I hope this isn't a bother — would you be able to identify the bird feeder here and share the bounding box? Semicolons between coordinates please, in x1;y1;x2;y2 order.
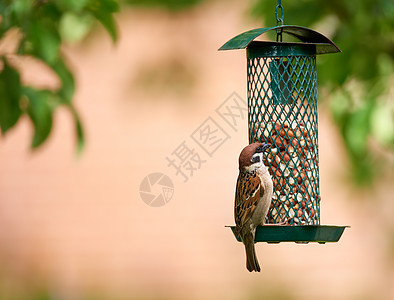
220;9;347;243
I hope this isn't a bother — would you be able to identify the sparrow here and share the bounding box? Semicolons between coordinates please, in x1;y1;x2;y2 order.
234;142;273;272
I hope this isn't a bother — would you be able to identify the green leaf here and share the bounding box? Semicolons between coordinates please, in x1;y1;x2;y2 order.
54;0;89;12
19;20;61;65
23;87;54;148
95;11;117;42
59;12;94;43
10;0;32;22
0;58;22;134
34;22;60;64
69;105;85;154
344;100;373;156
125;0;203;11
51;59;75;104
75;115;84;154
371;102;394;146
86;0;119;42
330;89;350;125
0;2;13;34
95;0;119;12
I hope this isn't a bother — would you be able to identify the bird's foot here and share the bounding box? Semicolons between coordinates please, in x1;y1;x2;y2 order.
263;218;290;226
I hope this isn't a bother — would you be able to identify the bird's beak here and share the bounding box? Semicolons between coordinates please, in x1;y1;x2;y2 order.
261;143;271;152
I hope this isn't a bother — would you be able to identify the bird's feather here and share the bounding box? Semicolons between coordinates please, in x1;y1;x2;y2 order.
234;171;264;234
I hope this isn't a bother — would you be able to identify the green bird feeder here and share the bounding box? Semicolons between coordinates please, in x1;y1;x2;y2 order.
220;4;347;243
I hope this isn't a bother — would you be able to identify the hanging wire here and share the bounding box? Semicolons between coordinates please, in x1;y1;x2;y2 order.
275;0;284;42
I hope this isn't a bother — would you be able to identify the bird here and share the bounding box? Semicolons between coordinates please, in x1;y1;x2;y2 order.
234;142;273;272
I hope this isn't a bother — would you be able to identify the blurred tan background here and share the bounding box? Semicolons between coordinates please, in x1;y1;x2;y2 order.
1;1;394;299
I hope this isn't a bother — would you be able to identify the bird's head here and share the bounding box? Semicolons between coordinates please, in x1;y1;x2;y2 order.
238;143;271;172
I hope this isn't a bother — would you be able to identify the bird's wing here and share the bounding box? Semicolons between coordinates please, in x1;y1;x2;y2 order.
234;172;263;232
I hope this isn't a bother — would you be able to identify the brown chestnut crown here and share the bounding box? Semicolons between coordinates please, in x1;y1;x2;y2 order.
238;143;271;170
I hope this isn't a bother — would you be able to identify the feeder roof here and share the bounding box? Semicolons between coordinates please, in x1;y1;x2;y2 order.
219;25;340;55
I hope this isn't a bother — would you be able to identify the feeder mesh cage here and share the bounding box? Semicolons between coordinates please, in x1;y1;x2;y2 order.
247;55;320;226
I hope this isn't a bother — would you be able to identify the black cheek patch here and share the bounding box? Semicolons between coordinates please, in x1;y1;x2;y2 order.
251;155;260;163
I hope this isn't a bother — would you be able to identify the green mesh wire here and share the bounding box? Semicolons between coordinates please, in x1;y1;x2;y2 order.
247;55;320;226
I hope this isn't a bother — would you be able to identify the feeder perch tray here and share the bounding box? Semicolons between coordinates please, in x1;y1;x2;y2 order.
228;225;348;244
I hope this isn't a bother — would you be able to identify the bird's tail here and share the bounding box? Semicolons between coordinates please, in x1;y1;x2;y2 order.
243;232;260;272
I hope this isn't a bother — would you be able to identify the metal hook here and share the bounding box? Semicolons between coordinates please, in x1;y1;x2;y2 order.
275;0;284;42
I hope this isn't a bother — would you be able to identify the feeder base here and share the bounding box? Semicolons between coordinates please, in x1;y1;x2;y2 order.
228;225;348;244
